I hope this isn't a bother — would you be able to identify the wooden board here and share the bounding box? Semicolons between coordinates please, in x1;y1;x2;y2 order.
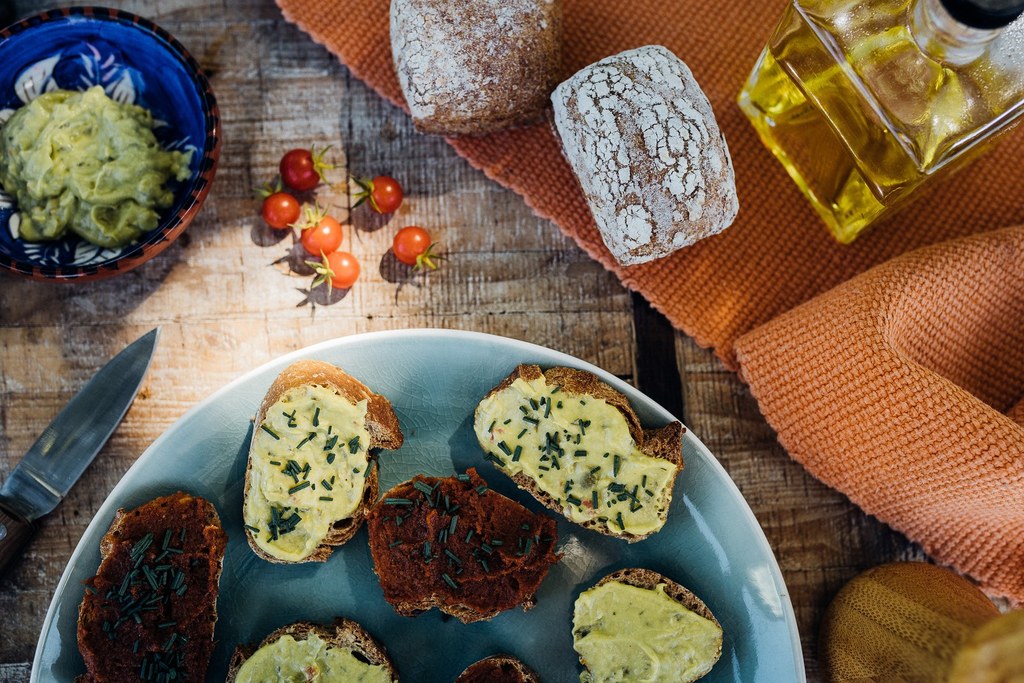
0;2;932;681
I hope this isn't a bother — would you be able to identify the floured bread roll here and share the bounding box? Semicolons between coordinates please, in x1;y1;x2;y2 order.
552;45;739;266
390;0;562;136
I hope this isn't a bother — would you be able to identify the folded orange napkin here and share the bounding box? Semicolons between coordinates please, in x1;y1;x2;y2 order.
276;0;1024;601
736;228;1024;602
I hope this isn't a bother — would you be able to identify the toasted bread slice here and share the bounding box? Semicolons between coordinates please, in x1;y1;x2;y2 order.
227;618;398;682
366;468;560;624
243;360;403;563
573;568;722;682
76;492;227;683
475;364;683;542
456;654;542;682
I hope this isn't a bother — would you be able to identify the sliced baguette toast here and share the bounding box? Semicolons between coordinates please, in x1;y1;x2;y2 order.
366;468;560;624
76;492;227;683
243;360;403;563
475;364;683;542
456;654;542;683
227;618;399;682
573;568;722;683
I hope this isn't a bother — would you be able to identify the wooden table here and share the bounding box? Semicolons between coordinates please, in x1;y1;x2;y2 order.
0;1;929;680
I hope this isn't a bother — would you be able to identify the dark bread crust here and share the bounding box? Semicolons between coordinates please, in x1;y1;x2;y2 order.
226;619;398;682
243;360;404;563
576;568;722;683
456;654;542;683
367;469;560;623
481;364;684;542
76;492;227;683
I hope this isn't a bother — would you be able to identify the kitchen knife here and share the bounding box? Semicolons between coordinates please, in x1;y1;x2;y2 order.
0;328;159;577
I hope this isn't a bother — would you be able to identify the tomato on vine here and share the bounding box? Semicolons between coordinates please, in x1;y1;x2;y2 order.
353;175;403;214
392;226;441;270
256;181;302;230
294;204;344;255
280;146;333;192
309;251;360;292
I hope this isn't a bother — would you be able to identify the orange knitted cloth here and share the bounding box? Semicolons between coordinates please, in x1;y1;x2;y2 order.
276;0;1024;600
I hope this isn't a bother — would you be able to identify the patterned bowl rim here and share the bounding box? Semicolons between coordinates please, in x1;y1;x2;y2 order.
0;6;221;283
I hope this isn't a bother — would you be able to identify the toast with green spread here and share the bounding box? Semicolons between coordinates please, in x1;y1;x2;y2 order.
573;568;722;683
76;492;227;683
474;364;683;541
227;619;399;682
242;360;403;563
456;654;542;683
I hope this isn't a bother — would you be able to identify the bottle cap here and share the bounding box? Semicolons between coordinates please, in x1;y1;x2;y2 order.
940;0;1024;28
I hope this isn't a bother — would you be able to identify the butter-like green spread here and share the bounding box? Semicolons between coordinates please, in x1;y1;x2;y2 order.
234;633;394;683
474;375;677;537
573;582;722;683
244;385;373;562
0;86;192;247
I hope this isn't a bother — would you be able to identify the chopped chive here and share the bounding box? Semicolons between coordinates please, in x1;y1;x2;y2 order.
442;573;458;589
244;524;259;534
512;445;522;462
465;529;475;543
321;479;333;491
503;418;512;424
488;420;496;433
288;481;311;494
457;473;471;482
641;474;648;488
260;424;280;440
517;428;528;439
522;416;540;425
485;452;506;467
423;541;432;558
574;449;587;457
389;540;403;547
319;496;334;501
529;398;539;410
615;512;625;530
448;515;459;536
326;452;336;464
490;539;504;546
312;407;320;427
613;454;621;477
158;621;177;629
413;481;435;497
475;485;488;496
296;432;316;449
269;460;281;466
497;441;512;455
323;435;339;451
348;436;361;454
544;400;552;418
566;494;582;506
645;489;655;497
592;490;599;509
444;549;461;564
385;497;414;506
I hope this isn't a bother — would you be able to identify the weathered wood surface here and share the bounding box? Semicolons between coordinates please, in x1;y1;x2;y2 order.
0;1;928;680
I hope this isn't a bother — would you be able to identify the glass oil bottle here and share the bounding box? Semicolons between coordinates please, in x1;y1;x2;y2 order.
738;0;1024;243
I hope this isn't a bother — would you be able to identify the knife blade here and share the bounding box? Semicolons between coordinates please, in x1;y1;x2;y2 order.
0;328;159;576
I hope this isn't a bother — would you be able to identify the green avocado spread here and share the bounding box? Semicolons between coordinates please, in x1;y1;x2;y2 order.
573;581;722;683
474;375;678;537
0;86;192;247
234;634;393;683
244;384;373;562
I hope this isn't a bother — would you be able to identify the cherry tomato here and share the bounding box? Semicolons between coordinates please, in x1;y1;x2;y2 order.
392;226;439;269
354;175;403;214
261;192;301;230
300;215;344;256
280;146;332;192
310;251;360;292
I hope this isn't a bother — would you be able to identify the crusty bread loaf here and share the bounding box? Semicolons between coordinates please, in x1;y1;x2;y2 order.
456;654;542;683
551;45;739;266
243;360;403;563
76;492;227;683
366;468;560;623
475;364;683;542
574;568;722;682
391;0;562;136
226;619;399;682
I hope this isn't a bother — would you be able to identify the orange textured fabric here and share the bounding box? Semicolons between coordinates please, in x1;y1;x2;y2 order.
276;0;1024;368
735;227;1024;602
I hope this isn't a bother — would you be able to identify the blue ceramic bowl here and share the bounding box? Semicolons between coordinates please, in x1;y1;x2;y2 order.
0;7;219;282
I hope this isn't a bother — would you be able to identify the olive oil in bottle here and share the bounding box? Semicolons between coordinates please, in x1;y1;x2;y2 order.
738;0;1024;243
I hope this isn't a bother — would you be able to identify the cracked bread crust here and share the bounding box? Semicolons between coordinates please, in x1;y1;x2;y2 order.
551;45;739;266
391;0;562;135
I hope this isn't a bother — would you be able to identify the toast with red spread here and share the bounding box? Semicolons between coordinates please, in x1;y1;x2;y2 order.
456;654;542;683
76;492;227;683
367;468;560;623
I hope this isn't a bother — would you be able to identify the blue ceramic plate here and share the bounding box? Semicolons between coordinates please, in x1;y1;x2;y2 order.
0;7;219;281
33;330;804;682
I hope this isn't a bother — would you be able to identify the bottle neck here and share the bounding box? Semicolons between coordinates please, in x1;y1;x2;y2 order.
911;0;1003;65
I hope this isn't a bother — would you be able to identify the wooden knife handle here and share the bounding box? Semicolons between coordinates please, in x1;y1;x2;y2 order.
0;502;35;579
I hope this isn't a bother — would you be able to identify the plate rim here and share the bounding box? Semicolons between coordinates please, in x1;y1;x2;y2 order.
32;328;806;681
